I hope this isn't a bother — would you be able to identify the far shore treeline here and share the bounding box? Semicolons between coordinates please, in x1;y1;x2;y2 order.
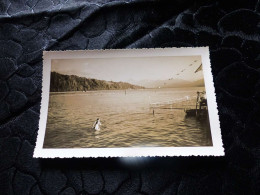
50;72;144;92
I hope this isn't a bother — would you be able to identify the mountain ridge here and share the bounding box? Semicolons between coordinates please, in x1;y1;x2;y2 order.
133;78;205;88
50;72;144;92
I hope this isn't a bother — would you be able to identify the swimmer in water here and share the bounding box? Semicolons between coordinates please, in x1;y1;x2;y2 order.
93;118;101;131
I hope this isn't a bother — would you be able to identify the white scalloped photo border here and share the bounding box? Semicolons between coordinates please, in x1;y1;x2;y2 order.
34;47;224;158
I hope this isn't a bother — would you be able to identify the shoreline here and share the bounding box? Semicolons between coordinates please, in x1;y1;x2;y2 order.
50;86;205;94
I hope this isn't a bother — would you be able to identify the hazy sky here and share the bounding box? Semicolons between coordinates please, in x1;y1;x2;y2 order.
51;56;203;82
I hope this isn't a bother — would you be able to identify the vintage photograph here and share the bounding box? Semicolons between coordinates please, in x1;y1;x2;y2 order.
34;48;224;157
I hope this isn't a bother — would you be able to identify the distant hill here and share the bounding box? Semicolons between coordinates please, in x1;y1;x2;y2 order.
50;72;144;92
134;79;205;88
133;79;187;88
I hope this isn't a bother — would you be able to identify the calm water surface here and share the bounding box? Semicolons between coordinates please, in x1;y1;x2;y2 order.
44;88;212;148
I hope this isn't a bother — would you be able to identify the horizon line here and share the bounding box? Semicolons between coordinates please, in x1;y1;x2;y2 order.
51;71;204;83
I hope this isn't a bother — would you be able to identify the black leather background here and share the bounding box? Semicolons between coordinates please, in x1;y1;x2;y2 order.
0;0;260;194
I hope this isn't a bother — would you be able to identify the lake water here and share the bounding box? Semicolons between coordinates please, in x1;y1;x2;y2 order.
44;88;212;148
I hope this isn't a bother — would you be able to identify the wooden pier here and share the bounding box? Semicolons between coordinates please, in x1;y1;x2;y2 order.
185;91;208;119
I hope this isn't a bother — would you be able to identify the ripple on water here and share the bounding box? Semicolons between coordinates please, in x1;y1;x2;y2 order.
43;88;212;148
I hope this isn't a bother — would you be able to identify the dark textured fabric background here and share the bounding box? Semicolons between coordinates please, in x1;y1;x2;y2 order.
0;0;260;194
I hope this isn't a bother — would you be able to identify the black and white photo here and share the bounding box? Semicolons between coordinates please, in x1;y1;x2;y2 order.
34;48;224;158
